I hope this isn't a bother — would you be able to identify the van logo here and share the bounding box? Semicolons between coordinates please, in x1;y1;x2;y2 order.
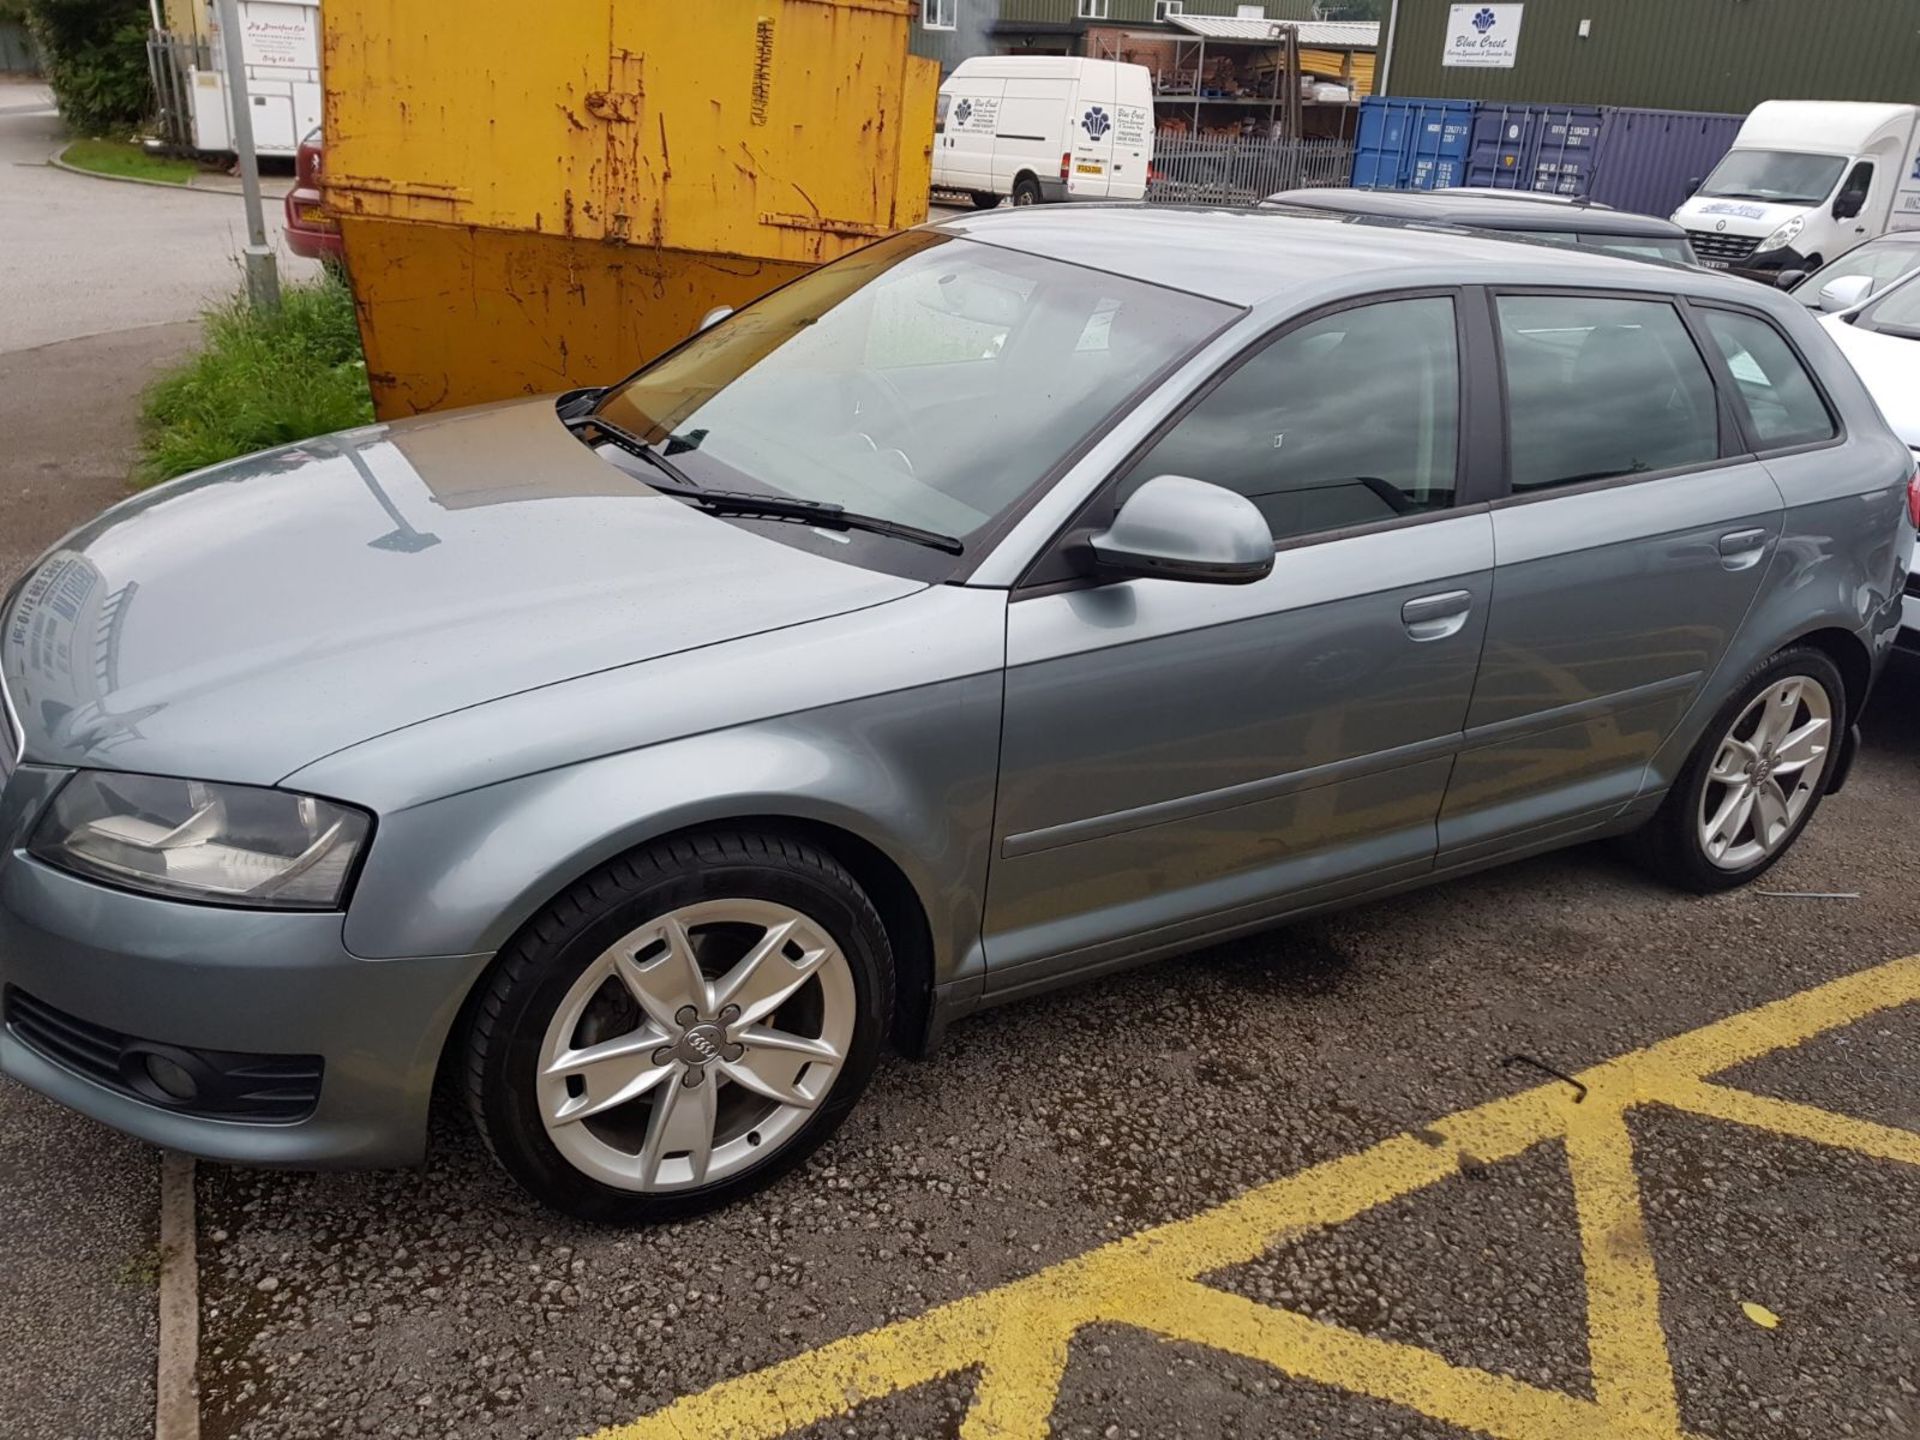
1082;106;1111;139
955;98;973;127
1472;7;1497;31
1716;219;1727;231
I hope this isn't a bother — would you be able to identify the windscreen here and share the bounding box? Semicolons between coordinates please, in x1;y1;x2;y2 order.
593;231;1235;545
1698;150;1847;206
1855;272;1920;339
1791;239;1920;305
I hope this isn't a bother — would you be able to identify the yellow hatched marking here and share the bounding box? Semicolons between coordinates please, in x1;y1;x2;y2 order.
591;954;1920;1440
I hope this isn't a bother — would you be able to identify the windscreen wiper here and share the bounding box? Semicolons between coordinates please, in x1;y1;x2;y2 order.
565;414;963;555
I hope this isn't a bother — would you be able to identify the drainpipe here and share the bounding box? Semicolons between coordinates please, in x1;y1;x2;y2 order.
1378;0;1401;96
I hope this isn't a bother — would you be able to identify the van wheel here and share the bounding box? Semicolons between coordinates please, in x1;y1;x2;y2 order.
465;831;894;1223
1011;175;1043;207
968;191;1001;210
1628;646;1845;893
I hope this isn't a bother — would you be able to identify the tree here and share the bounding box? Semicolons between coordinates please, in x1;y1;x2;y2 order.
25;0;153;136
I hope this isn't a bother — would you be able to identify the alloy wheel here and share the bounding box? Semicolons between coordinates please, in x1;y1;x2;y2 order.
535;899;854;1192
1696;674;1833;871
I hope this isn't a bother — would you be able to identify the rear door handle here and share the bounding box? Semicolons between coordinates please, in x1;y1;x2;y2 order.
1718;528;1768;570
1401;589;1472;642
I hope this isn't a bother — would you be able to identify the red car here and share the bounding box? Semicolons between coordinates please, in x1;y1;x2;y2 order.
284;127;344;264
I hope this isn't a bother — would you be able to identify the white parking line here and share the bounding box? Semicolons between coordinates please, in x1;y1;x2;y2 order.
156;1151;200;1440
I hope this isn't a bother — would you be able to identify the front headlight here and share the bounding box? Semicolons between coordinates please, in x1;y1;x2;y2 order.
29;771;371;910
1755;215;1806;253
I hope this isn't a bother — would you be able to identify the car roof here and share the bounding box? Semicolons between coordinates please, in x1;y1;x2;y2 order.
1259;187;1686;239
924;204;1741;308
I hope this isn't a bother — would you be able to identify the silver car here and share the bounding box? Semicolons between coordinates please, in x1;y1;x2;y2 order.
1;209;1912;1221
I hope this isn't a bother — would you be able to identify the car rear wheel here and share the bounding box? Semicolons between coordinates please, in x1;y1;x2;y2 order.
465;832;893;1222
1630;646;1844;893
1011;175;1042;206
968;190;1001;210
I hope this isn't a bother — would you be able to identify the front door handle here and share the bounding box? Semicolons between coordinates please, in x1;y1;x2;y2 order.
1401;589;1472;642
1718;528;1768;571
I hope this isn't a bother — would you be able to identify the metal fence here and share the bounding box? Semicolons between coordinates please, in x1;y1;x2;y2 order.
1147;134;1355;206
146;30;210;152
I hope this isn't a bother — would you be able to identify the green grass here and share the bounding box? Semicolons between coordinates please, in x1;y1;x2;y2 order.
61;137;199;186
138;274;376;486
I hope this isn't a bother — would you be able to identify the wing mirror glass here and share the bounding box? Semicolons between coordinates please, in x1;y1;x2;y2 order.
697;305;734;333
1817;274;1874;313
1088;475;1274;586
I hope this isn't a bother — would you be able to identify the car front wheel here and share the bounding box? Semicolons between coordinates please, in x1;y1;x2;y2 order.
1632;646;1844;892
465;832;894;1222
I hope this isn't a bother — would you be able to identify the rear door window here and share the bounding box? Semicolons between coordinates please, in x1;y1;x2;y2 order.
1698;309;1838;449
1496;293;1720;492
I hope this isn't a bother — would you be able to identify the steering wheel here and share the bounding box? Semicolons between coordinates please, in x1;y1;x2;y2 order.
845;371;916;444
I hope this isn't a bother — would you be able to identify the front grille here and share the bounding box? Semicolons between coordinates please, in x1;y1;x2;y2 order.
1687;230;1762;264
4;987;323;1122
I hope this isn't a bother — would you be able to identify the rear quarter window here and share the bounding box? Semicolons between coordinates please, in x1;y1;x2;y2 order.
1698;310;1837;450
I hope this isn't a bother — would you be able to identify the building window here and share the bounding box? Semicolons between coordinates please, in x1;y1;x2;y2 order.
1078;0;1110;19
1236;3;1266;16
1155;0;1183;18
923;0;956;30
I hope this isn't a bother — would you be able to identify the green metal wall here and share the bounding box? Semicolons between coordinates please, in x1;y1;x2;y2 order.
1383;0;1920;111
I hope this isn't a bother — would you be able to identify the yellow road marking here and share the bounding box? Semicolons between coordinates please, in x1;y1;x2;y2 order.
592;953;1920;1440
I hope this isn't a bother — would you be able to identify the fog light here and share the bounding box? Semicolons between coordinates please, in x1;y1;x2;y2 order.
142;1053;199;1103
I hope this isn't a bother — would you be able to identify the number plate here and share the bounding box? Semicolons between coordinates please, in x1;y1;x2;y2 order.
1075;163;1103;175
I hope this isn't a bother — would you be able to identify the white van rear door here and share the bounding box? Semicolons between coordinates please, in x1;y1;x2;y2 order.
1064;65;1118;198
1109;67;1154;201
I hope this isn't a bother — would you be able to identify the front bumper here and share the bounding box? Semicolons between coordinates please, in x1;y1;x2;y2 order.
1727;243;1815;283
0;765;488;1167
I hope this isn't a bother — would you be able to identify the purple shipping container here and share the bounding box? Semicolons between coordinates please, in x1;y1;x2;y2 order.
1590;108;1746;220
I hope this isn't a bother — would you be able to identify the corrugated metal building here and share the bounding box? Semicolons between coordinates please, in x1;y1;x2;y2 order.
1382;0;1920;112
911;0;1317;75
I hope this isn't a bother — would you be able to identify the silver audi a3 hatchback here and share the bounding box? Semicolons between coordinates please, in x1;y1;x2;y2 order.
2;209;1913;1220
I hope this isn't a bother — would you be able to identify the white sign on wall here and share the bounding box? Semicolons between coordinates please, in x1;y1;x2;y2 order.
238;2;318;70
1442;3;1524;68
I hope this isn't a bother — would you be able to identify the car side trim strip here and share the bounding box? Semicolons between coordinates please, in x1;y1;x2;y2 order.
999;669;1703;860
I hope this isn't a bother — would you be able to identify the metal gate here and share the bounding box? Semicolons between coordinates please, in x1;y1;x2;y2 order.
146;30;209;152
1148;134;1355;206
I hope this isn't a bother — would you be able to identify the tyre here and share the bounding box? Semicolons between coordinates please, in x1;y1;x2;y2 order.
1011;175;1043;207
465;831;894;1222
968;190;1001;211
1630;646;1845;893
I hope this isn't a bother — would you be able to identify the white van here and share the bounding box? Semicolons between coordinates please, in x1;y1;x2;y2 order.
932;57;1154;209
1671;101;1920;282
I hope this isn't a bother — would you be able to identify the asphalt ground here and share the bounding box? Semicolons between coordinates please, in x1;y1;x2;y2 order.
175;665;1919;1440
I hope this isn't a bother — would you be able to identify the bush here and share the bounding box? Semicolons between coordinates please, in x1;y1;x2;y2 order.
139;274;377;486
26;0;152;136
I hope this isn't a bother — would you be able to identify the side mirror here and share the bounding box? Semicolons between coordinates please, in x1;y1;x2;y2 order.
1684;176;1702;198
1817;274;1874;313
1833;191;1865;221
697;305;734;333
1774;269;1808;291
1088;475;1274;586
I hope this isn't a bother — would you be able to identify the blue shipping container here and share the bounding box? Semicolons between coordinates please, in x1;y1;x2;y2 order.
1465;104;1605;195
1352;97;1477;191
1589;108;1745;219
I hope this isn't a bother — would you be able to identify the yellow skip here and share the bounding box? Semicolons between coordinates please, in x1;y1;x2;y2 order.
590;953;1920;1440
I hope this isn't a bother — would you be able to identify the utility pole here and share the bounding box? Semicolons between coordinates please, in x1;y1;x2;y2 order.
214;0;280;310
